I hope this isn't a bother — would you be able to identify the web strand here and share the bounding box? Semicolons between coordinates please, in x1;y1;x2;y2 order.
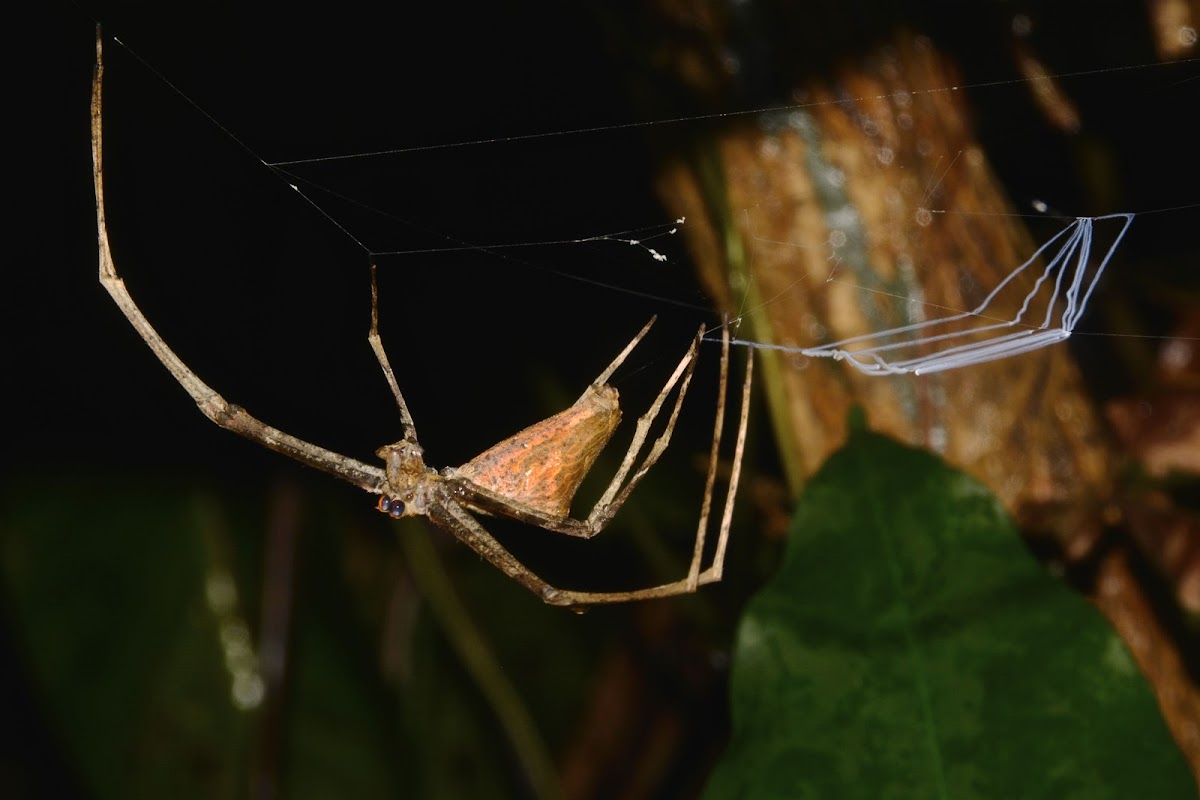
100;33;1198;366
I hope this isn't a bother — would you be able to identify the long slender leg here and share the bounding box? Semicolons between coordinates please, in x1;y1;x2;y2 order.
581;325;704;531
431;496;704;606
91;29;385;494
685;316;732;589
700;338;753;586
592;316;656;387
368;261;420;443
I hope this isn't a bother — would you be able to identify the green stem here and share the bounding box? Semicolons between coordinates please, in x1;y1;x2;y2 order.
398;528;560;800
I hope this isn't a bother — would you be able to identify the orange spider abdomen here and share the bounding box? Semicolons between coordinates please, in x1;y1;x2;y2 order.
454;385;621;519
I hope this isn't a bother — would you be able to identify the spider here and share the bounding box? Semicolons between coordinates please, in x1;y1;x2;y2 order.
90;33;752;607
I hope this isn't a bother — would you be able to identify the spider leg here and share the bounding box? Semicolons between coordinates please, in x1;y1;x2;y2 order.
430;492;731;607
592;315;656;387
581;323;705;532
368;261;420;443
685;316;731;588
682;315;753;590
91;30;385;494
690;318;753;589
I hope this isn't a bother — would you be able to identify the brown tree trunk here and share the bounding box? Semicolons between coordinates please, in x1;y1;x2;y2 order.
634;6;1200;777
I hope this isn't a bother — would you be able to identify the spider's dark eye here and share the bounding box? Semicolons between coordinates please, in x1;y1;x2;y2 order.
377;496;406;517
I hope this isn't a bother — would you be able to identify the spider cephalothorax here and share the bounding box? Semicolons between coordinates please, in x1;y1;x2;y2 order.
375;439;437;518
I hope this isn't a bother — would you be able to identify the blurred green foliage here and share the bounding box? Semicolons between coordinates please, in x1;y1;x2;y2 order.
0;482;611;799
704;424;1192;798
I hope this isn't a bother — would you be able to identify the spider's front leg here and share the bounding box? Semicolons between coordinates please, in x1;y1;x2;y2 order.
581;324;705;534
92;29;386;495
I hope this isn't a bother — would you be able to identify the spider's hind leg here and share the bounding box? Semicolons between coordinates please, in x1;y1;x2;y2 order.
431;495;696;607
686;315;752;590
582;323;705;532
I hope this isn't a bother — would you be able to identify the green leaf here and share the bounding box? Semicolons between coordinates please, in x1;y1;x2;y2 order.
705;428;1193;799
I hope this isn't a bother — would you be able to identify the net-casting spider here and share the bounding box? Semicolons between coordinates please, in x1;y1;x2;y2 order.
90;32;752;607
